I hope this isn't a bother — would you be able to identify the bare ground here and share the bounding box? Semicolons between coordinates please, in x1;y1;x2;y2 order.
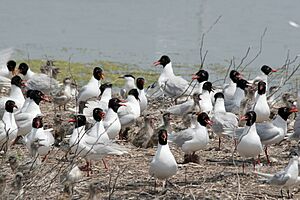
0;97;299;200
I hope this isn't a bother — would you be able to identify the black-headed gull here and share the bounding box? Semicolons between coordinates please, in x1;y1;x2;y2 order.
24;115;54;159
103;98;124;140
199;82;213;113
250;65;277;90
0;100;18;151
118;89;141;129
192;69;209;94
236;111;263;172
0;48;16;88
169;112;212;163
153;55;191;98
83;83;112;122
149;112;172;147
223;70;242;102
254;151;299;198
225;79;250;114
149;129;178;181
0;75;25;118
69;115;128;174
87;108;109;143
76;67;104;113
211;92;238;149
18;62;60;95
136;77;148;114
252;81;270;123
226;106;298;164
15;90;49;137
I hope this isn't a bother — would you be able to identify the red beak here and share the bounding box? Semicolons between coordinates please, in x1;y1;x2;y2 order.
153;61;160;66
192;74;199;80
272;69;278;72
68;119;76;123
240;115;248;121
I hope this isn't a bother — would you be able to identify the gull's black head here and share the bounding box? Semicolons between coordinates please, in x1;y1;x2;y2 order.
261;65;277;75
93;67;104;80
108;98;124;113
154;55;171;67
257;81;266;95
158;129;168;145
192;69;209;83
7;60;16;72
202;82;213;93
100;83;112;95
229;70;242;83
93;108;105;122
136;77;145;90
278;106;298;121
241;111;256;126
197;112;212;127
236;79;249;90
5;100;17;113
18;63;29;76
32;116;43;129
69;115;87;128
214;92;224;101
128;89;140;101
11;75;23;88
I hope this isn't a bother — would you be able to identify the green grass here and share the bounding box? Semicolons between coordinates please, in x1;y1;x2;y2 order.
17;59;160;88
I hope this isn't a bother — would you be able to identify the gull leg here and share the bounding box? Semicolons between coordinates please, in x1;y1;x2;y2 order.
264;146;271;165
218;137;221;150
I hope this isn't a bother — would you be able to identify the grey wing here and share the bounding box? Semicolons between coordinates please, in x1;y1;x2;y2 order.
167;100;193;115
268;171;290;186
28;74;60;95
214;112;238;129
256;122;280;142
164;76;189;97
223;127;244;139
169;129;194;147
290;115;300;140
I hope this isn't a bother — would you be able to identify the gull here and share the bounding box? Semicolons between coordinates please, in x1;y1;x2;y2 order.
0;173;6;196
225;79;250;114
254;151;299;198
24;115;54;159
149;129;178;183
226;107;298;164
9;172;24;200
83;83;112;122
289;21;299;28
0;100;18;152
76;67;104;113
199;82;213;113
15;90;49;137
192;69;209;94
236;111;263;172
104;98;125;140
132;114;155;148
118;89;140;131
119;74;136;98
17;62;60;95
0;48;16;88
153;55;191;98
60;164;83;196
211;92;238;149
250;65;278;90
0;75;25;118
69;115;128;175
86;108;109;143
291;95;300;141
149;112;172;147
169;112;212;163
136;77;148;114
223;70;242;102
252;81;270;123
53;77;73;111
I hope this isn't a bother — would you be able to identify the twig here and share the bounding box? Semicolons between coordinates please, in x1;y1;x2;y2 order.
241;27;267;72
108;165;128;199
223;59;234;84
236;47;251;70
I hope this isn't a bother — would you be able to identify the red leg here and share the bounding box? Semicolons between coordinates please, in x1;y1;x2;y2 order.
264;146;270;165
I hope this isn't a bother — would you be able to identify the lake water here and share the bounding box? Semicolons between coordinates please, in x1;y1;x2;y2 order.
1;0;300;74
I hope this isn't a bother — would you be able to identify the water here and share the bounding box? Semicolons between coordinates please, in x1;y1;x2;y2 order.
1;0;300;72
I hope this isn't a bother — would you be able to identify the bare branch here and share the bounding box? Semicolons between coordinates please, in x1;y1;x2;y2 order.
236;47;251;70
241;27;267;72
